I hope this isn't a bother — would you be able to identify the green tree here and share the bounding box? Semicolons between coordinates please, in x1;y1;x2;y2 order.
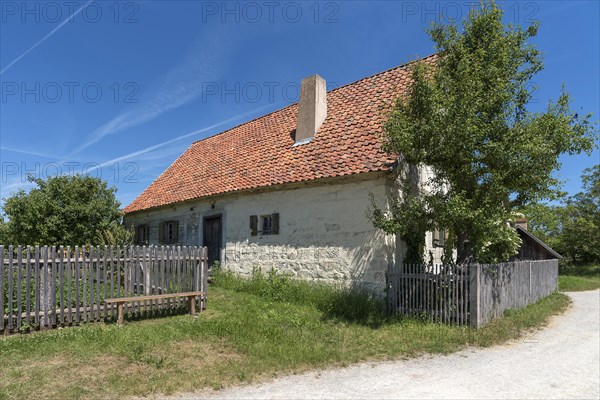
0;216;10;244
524;166;600;263
371;1;597;264
560;166;600;263
1;175;129;245
520;202;563;251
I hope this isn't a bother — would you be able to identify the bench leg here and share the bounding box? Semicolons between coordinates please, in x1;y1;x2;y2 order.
117;303;124;326
189;296;196;316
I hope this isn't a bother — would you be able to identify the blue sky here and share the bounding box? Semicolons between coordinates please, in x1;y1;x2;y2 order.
1;0;598;209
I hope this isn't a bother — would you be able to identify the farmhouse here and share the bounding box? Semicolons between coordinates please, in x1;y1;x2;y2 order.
123;54;444;291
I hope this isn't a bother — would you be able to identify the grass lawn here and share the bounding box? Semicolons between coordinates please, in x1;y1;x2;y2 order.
0;270;570;400
558;264;600;292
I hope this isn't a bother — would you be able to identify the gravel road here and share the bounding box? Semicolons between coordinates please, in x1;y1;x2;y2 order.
169;290;600;400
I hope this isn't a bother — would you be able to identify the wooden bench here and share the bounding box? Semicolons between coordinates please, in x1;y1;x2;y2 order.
104;291;206;325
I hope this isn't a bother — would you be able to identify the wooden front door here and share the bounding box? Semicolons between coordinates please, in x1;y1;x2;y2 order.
203;215;222;268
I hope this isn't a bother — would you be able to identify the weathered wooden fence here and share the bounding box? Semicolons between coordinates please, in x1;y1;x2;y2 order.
387;259;558;327
387;263;470;325
1;245;208;334
473;259;559;326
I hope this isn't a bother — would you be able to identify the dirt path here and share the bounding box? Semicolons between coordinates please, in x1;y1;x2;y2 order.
169;290;600;399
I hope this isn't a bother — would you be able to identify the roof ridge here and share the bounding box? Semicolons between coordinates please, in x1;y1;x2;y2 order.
327;52;437;95
191;52;438;145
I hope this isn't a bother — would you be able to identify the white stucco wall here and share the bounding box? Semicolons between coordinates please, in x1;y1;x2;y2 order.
124;175;396;292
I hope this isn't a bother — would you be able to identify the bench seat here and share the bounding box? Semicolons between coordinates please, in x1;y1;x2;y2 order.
105;291;206;325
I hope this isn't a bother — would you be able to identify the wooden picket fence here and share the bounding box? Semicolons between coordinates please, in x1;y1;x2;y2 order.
387;263;470;325
387;259;558;327
1;245;208;334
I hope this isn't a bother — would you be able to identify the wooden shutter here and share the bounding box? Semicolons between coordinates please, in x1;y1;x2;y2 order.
134;225;139;244
172;221;179;243
158;223;165;244
143;225;149;244
272;213;279;234
250;215;258;236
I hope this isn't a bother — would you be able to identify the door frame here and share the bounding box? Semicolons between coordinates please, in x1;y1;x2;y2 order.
203;213;223;267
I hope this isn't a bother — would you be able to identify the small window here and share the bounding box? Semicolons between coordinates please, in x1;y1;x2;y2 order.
250;213;279;236
261;215;273;234
159;220;179;244
135;224;149;245
432;228;446;248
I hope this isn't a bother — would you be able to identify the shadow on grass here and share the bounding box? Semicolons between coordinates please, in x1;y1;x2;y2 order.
101;304;198;327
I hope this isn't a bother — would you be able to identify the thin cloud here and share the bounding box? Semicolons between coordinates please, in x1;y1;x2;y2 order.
0;0;94;75
68;33;228;157
87;103;276;173
0;104;276;200
0;146;58;159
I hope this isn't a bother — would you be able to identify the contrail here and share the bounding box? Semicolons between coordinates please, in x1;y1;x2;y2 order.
88;103;277;173
0;0;94;75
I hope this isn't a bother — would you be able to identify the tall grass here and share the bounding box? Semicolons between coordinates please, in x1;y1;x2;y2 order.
212;267;385;325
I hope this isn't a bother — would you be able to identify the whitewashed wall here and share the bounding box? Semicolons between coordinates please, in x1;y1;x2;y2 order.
124;176;396;292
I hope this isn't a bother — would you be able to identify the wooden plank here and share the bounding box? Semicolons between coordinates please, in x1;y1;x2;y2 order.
25;246;32;327
116;245;121;299
34;246;40;327
82;246;88;322
41;246;49;328
95;246;101;321
201;247;209;310
174;246;179;308
103;246;108;320
165;246;171;308
161;246;168;310
51;246;57;327
7;245;14;331
16;245;23;331
74;246;81;324
146;246;152;314
110;246;115;320
124;246;130;315
181;246;187;293
66;246;72;324
0;245;4;332
104;291;206;303
187;246;192;292
59;246;65;325
132;246;139;316
144;245;150;313
136;245;142;315
152;246;158;311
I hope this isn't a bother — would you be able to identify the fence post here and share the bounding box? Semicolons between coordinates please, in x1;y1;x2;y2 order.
469;263;481;328
529;260;532;303
201;247;208;310
144;247;151;296
42;246;54;329
0;245;4;333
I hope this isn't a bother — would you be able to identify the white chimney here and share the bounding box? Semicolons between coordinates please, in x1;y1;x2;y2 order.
514;218;528;231
295;74;327;144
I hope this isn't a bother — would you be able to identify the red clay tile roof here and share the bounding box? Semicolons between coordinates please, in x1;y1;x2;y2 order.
124;54;437;214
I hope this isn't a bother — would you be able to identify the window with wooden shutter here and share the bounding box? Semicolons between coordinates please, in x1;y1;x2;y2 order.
251;213;280;236
159;221;179;244
135;224;149;245
271;213;279;234
250;215;258;236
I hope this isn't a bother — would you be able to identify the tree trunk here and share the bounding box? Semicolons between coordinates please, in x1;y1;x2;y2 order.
456;229;473;265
